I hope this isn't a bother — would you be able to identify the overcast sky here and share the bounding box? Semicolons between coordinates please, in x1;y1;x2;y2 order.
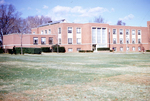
1;0;150;27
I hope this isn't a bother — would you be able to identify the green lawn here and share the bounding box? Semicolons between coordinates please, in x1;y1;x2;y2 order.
0;53;150;100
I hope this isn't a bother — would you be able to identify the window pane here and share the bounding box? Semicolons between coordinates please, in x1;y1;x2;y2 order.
113;38;116;44
92;27;96;43
49;37;53;44
41;37;46;44
58;28;61;34
45;30;47;34
126;29;129;35
120;29;123;35
113;29;116;34
49;29;51;34
68;38;72;44
59;38;61;44
77;28;81;34
33;37;38;45
132;30;135;35
77;38;81;44
138;30;141;35
68;27;72;33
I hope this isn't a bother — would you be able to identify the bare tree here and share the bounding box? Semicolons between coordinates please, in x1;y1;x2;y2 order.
117;20;126;25
26;15;51;33
94;16;105;23
0;4;21;48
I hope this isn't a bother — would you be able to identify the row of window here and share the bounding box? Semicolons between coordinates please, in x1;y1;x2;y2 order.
113;47;141;51
33;27;82;35
113;29;141;35
113;38;141;44
33;37;81;45
68;48;81;52
33;37;53;45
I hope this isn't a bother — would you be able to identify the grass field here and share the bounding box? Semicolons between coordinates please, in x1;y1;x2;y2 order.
0;53;150;101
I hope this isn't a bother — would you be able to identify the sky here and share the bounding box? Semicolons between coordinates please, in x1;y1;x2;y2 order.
1;0;150;27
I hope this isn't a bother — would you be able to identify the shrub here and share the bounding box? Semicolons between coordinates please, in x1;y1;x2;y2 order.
97;48;110;51
146;50;150;52
52;44;65;53
79;50;93;53
0;49;3;54
7;49;13;54
41;47;51;52
110;50;113;52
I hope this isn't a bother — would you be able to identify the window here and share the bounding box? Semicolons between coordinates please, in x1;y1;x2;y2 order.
120;29;123;35
127;47;129;51
33;32;35;34
113;38;116;44
76;28;81;34
77;38;81;44
77;48;81;51
132;47;135;51
120;38;123;44
68;27;72;33
120;47;123;51
33;37;38;45
41;37;46;45
138;30;141;35
49;37;53;44
58;38;61;44
68;38;72;44
113;29;116;34
138;39;141;44
41;30;43;34
92;27;96;43
114;47;116;51
126;38;129;44
68;48;72;52
132;38;135;44
49;29;51;34
126;29;129;35
45;30;47;34
132;30;135;35
138;47;141;51
58;28;61;34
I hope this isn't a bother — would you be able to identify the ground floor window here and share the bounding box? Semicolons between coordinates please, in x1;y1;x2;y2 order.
41;37;46;45
132;47;135;51
138;47;141;51
120;47;123;51
49;37;53;44
77;48;81;51
33;37;38;45
127;47;129;51
113;47;116;51
68;48;73;52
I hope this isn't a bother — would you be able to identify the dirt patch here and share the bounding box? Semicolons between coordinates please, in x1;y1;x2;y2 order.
109;74;150;85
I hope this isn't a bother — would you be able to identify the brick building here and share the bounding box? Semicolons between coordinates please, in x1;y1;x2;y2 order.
3;20;150;52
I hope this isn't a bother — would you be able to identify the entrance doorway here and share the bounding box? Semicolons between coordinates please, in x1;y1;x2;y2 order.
92;44;96;51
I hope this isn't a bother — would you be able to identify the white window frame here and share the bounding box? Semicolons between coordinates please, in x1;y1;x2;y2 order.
41;37;46;45
49;37;53;44
33;37;38;45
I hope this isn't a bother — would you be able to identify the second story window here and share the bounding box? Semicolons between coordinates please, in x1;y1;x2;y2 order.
113;29;116;34
76;28;81;34
132;38;135;44
68;27;72;33
49;37;53;44
33;32;35;34
120;38;123;44
58;28;61;34
41;37;46;45
68;38;72;44
33;37;38;45
138;39;141;44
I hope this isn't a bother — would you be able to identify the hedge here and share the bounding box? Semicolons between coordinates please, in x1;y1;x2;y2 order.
97;48;110;51
79;50;93;53
0;49;3;54
41;47;51;52
146;50;150;52
15;47;41;54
